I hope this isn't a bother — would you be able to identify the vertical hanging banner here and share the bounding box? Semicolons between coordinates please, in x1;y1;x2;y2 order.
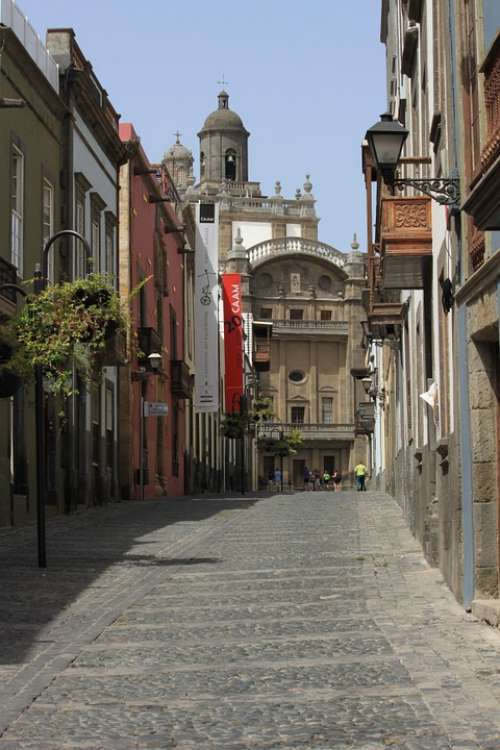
195;202;219;412
222;273;244;412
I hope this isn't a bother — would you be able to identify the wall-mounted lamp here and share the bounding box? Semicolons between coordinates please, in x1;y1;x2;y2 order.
365;113;460;206
147;351;162;372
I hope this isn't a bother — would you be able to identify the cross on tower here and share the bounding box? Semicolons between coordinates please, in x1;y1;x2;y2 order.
217;74;229;89
173;130;182;143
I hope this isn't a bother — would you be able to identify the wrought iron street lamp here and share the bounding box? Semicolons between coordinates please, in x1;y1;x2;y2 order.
136;351;163;503
35;229;91;568
366;113;408;183
365;113;460;206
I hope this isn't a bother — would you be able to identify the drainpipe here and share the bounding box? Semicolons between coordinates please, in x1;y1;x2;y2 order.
448;0;475;609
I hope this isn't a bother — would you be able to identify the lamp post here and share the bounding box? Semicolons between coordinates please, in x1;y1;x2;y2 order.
34;229;91;568
365;113;460;206
138;351;162;502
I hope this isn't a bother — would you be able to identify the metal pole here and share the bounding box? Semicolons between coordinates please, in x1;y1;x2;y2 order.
34;230;91;568
280;431;284;493
140;394;145;501
240;435;245;495
35;365;47;568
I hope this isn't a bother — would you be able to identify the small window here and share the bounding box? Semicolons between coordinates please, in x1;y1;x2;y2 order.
91;216;100;273
260;308;273;319
321;397;333;423
320;310;332;321
289;309;303;320
75;186;86;278
10;144;24;274
289;370;305;383
200;151;206;178
42;179;55;282
291;406;305;424
104;214;115;277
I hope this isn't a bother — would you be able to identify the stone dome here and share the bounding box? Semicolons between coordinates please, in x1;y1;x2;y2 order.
164;134;193;162
200;90;248;133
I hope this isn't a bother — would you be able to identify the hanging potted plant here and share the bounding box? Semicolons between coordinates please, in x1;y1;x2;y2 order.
0;325;22;398
5;273;131;399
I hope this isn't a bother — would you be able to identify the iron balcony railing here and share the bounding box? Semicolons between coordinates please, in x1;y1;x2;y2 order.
258;422;355;441
0;256;17;304
272;320;348;334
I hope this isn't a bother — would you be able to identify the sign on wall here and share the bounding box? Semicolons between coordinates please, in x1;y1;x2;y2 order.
195;202;219;412
222;273;244;412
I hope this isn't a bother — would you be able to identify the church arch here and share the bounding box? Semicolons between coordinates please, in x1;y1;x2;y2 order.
225;149;237;180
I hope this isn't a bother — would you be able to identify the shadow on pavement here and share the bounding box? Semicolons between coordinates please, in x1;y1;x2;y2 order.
0;493;266;667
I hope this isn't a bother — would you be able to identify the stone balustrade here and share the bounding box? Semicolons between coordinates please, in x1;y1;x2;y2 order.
248;237;346;269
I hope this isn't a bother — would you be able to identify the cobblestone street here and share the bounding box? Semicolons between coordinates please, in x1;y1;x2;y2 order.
1;490;500;749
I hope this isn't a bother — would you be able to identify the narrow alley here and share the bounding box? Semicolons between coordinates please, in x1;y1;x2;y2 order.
1;492;500;749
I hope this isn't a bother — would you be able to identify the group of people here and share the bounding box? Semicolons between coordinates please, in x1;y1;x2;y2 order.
303;467;342;491
267;462;368;492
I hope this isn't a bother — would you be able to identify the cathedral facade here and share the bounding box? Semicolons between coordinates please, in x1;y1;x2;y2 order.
165;91;370;489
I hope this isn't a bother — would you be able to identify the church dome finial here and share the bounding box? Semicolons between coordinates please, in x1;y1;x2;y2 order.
200;91;248;133
351;233;360;250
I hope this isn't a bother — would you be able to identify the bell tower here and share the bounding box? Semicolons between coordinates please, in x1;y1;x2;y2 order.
198;90;250;190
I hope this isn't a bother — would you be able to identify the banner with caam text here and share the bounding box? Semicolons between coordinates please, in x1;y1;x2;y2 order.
222;273;244;412
194;202;219;412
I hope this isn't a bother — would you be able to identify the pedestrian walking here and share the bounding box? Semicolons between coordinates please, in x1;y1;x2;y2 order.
322;470;331;489
332;470;342;491
274;467;282;491
354;462;367;491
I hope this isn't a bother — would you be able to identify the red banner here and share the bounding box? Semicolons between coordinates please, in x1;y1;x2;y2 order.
222;274;244;412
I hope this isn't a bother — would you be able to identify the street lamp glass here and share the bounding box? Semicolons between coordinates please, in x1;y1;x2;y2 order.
365;113;408;181
148;352;162;371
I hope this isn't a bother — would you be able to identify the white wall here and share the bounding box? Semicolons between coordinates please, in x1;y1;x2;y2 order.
232;221;272;249
71;109;119;443
286;223;301;237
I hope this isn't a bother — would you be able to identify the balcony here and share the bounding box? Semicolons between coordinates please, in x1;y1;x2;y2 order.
0;256;18;315
355;402;375;435
463;32;500;231
272;320;348;338
379;196;432;288
367;301;404;341
258;422;355;442
171;360;193;400
254;341;271;370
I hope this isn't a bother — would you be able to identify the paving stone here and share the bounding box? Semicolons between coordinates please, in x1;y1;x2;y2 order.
1;491;500;748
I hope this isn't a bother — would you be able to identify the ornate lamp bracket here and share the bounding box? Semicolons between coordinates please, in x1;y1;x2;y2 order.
393;177;460;206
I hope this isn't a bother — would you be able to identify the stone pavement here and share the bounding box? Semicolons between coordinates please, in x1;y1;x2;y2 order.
1;490;500;749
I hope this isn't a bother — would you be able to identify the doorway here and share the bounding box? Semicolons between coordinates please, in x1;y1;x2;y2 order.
323;456;335;475
293;459;305;489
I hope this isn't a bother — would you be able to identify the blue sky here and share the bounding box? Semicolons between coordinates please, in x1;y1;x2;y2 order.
20;0;385;251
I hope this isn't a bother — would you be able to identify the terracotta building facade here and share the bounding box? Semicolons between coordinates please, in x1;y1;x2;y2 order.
119;124;190;500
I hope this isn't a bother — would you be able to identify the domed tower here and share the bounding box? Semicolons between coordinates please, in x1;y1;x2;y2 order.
198;90;250;190
163;132;195;196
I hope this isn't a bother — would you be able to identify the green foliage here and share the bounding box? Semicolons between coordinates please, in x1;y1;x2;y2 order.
257;427;304;456
222;397;274;439
3;274;130;399
249;398;274;424
222;412;245;439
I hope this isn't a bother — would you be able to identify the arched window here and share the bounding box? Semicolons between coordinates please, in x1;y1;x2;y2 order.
225;149;236;180
200;151;206;178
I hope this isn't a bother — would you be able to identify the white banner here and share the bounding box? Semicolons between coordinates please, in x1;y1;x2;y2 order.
195;202;219;412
